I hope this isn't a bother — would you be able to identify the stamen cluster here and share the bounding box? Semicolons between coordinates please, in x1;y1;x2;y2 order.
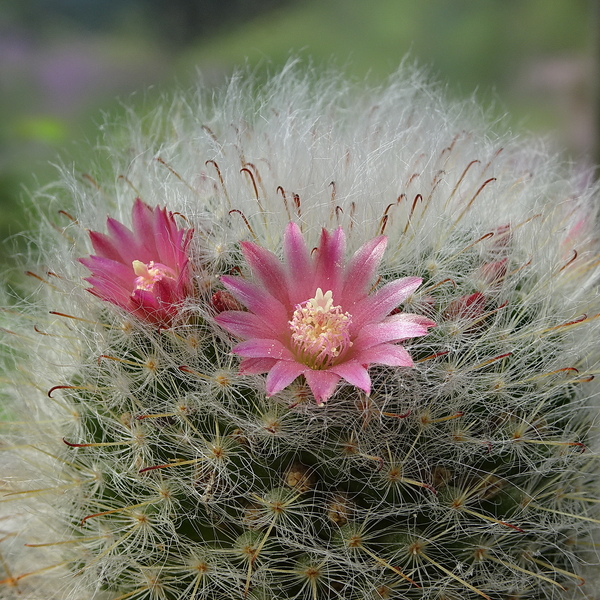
289;289;352;369
132;260;177;292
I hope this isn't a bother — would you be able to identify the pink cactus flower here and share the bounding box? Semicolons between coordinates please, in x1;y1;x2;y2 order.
215;222;435;404
79;199;194;326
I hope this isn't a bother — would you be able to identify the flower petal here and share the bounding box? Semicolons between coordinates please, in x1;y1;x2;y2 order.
174;259;192;292
357;343;414;367
84;277;131;306
241;241;289;306
106;217;144;262
88;231;126;263
239;357;277;374
127;289;174;325
329;360;371;395
342;234;387;307
232;338;294;360
131;288;160;311
131;198;158;258
220;276;289;327
283;222;314;303
215;310;278;339
265;360;306;396
353;313;435;350
351;276;423;329
153;277;179;306
79;256;134;290
303;369;341;405
153;205;183;267
445;292;486;320
313;227;346;298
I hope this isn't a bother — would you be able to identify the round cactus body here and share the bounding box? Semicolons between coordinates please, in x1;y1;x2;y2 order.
1;65;600;600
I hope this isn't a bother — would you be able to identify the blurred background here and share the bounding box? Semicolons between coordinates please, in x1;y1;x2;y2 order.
1;0;598;274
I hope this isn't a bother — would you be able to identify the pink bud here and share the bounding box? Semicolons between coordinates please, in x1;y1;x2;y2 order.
476;258;508;285
211;290;244;313
445;292;486;321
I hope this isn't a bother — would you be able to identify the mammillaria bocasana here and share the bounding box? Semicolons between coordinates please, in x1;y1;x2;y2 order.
1;64;600;600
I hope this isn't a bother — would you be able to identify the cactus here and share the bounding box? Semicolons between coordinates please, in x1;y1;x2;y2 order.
2;64;600;600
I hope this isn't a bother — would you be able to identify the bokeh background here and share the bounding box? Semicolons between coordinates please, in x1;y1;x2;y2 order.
1;0;599;275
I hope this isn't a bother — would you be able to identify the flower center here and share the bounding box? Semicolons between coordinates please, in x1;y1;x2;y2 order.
132;260;177;292
289;288;352;369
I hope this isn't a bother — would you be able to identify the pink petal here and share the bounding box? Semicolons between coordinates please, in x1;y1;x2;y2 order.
131;288;160;311
342;235;387;307
153;277;179;305
153;206;181;267
215;310;278;339
132;199;158;257
402;313;437;328
89;231;126;263
106;217;143;262
313;227;346;298
357;343;414;367
445;293;486;320
181;227;194;254
353;313;435;351
155;205;192;271
125;289;173;325
241;241;289;306
175;259;192;291
220;276;289;328
283;222;314;303
238;357;277;375
232;338;294;360
329;360;371;394
265;360;306;396
79;256;134;290
84;277;131;306
303;370;341;405
477;258;508;285
212;290;244;313
351;276;423;329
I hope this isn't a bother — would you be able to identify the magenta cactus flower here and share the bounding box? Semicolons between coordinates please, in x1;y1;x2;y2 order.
79;198;194;325
215;222;435;404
